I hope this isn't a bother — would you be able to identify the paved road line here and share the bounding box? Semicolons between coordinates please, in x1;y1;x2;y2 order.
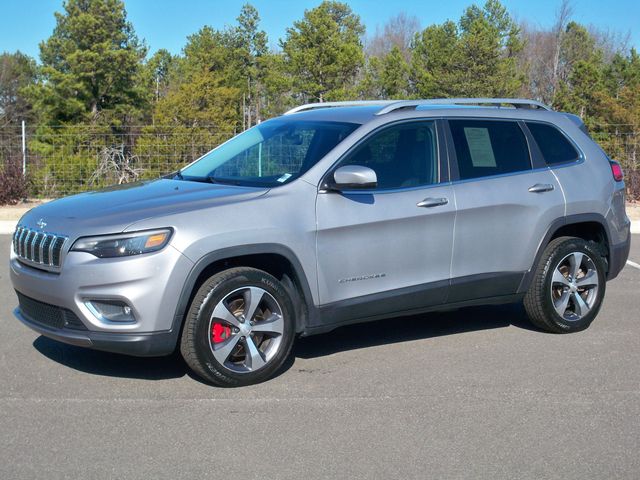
627;260;640;270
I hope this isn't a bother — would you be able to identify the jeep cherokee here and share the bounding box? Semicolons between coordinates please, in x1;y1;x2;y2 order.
10;98;631;386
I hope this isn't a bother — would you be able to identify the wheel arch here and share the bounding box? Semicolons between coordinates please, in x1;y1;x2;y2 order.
519;213;612;293
172;244;316;337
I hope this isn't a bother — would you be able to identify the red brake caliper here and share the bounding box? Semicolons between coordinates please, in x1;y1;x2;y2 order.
211;322;231;343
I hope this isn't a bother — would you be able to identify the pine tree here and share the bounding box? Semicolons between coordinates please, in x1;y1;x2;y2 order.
411;0;523;98
0;51;37;125
30;0;147;124
363;46;411;99
281;1;365;102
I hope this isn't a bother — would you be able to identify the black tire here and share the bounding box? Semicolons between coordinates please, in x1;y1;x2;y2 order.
180;267;296;387
524;236;607;333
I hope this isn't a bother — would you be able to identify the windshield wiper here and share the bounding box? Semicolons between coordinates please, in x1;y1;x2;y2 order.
174;172;241;185
175;173;220;184
207;175;242;186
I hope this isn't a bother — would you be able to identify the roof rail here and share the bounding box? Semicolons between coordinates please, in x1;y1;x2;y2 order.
375;98;552;115
284;100;395;115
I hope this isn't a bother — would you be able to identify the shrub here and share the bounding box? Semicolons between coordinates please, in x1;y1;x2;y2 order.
0;158;29;205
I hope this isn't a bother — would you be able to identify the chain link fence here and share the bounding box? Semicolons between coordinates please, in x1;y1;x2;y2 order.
0;124;237;198
0;123;638;200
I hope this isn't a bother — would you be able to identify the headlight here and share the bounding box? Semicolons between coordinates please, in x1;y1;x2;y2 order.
71;229;172;258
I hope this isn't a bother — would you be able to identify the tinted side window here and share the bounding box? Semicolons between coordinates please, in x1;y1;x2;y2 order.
526;122;580;165
449;120;531;180
340;122;438;189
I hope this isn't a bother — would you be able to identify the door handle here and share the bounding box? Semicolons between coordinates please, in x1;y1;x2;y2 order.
528;183;555;193
417;197;449;208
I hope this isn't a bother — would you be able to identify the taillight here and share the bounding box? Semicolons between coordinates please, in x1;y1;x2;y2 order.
610;161;624;182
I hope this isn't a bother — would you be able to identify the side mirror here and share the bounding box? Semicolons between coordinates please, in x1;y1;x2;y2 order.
331;165;377;190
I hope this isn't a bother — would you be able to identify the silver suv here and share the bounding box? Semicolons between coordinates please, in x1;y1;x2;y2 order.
10;98;631;386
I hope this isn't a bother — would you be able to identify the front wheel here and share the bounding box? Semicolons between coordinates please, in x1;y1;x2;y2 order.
524;237;606;333
180;267;296;387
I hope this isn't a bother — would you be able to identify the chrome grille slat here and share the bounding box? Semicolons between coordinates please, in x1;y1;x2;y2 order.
13;226;67;270
24;231;35;259
42;234;53;265
38;234;45;263
16;228;22;256
30;232;38;260
14;228;20;255
13;227;22;254
48;235;57;267
52;237;66;266
18;228;27;257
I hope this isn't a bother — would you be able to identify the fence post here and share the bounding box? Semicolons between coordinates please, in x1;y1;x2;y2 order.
21;120;26;177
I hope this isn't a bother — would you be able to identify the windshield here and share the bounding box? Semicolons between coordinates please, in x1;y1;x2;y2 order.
179;119;359;187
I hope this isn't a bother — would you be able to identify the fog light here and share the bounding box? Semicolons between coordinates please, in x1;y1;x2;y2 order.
86;300;136;323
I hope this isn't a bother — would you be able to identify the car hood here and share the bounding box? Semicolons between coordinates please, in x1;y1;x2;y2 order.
18;179;269;237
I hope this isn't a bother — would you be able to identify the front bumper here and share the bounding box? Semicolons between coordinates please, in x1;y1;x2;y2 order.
14;307;177;356
10;241;194;356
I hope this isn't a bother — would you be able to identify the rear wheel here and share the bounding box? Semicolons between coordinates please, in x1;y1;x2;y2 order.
180;267;296;387
524;237;606;333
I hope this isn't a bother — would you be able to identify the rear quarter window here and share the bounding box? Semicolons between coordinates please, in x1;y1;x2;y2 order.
526;122;580;165
449;119;531;180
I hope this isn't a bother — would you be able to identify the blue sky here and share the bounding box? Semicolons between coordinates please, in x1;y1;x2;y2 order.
1;0;638;60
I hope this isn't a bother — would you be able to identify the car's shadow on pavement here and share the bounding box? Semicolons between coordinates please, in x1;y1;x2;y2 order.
32;337;188;381
293;302;537;358
32;301;538;383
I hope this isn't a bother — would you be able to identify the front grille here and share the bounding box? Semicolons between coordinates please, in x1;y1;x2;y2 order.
13;226;67;269
16;292;87;331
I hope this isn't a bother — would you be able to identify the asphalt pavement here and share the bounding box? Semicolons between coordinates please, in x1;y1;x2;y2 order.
1;235;639;479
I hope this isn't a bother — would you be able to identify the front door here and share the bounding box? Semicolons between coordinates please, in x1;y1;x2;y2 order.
316;120;456;312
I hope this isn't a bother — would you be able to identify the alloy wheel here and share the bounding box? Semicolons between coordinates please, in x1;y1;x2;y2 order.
207;286;284;373
550;251;600;321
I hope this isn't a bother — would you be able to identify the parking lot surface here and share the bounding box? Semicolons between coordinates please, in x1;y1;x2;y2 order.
1;235;639;479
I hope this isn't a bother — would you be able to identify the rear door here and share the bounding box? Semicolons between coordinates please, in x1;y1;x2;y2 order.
446;118;565;302
316;120;455;310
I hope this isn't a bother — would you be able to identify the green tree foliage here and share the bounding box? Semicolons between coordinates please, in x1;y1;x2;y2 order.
150;3;272;130
20;0;149;197
235;4;268;125
411;21;460;98
142;49;176;106
136;24;243;177
547;21;640;195
553;22;606;120
30;0;147;124
412;0;523;97
135;4;278;176
281;1;365;102
458;0;524;95
363;46;411;99
596;49;640;195
0;52;37;125
260;51;295;117
159;26;241;126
